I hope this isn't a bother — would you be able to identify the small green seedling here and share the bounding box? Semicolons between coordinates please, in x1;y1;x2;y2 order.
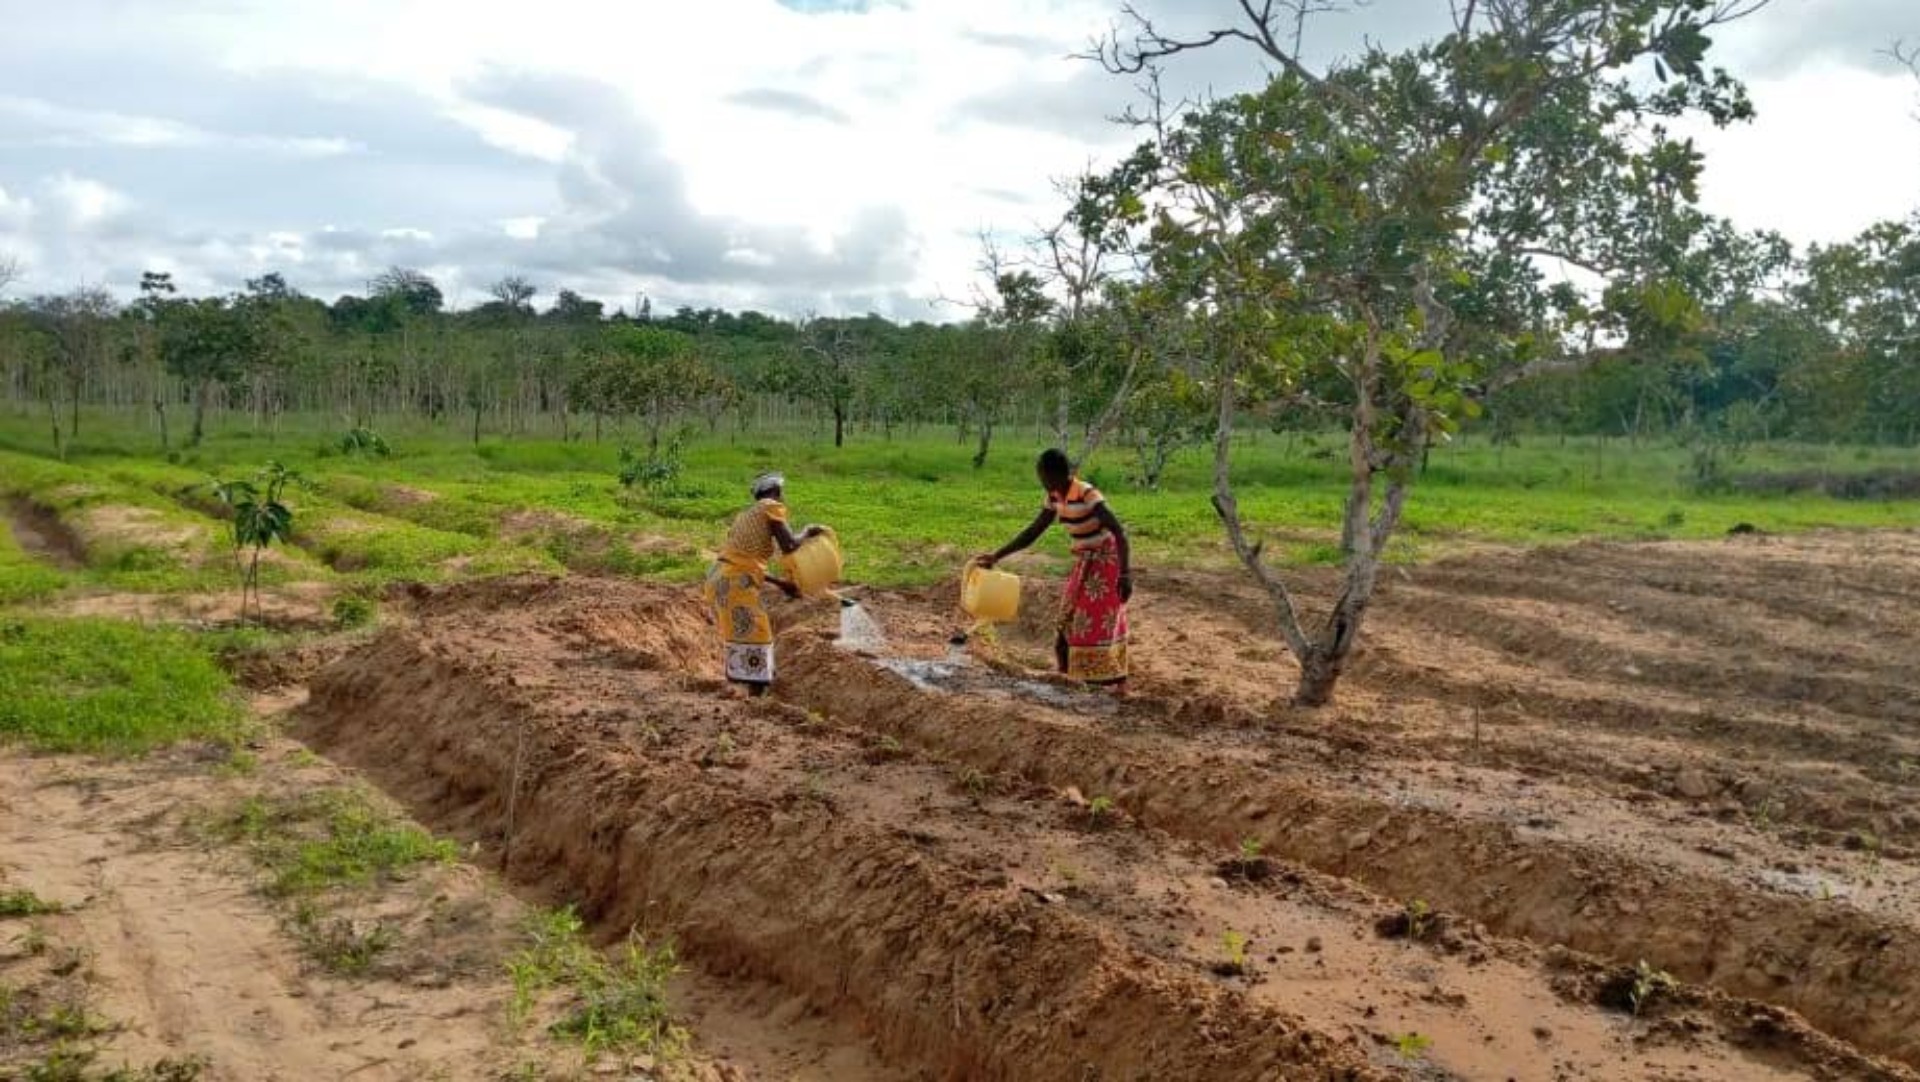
1861;832;1883;875
1218;930;1250;975
1628;960;1676;1016
1088;795;1115;824
1406;898;1431;941
210;461;301;625
959;767;991;798
703;732;737;767
16;923;49;956
1393;1032;1433;1061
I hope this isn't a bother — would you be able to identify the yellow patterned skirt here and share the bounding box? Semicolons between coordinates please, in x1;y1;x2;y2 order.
703;559;774;686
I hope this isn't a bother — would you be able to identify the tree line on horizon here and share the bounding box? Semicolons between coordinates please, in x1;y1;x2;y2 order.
0;201;1914;472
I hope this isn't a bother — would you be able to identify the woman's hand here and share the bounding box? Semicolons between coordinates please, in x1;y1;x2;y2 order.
1118;573;1133;602
801;524;827;540
771;577;801;599
972;553;998;569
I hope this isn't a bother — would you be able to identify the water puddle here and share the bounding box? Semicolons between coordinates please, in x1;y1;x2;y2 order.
833;604;1110;713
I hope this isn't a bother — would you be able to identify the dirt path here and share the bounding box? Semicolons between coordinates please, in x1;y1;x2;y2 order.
0;751;517;1081
0;735;907;1082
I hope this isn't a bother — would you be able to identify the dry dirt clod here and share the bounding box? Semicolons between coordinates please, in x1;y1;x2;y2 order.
1674;769;1717;800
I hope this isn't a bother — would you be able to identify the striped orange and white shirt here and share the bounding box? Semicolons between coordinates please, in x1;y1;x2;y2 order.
1046;478;1111;552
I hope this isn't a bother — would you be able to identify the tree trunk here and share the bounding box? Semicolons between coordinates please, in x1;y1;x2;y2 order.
46;392;64;461
1055;370;1071;450
245;549;263;626
833;406;846;448
1294;648;1342;708
154;398;170;452
472;401;482;445
69;385;81;439
972;419;994;470
191;382;210;447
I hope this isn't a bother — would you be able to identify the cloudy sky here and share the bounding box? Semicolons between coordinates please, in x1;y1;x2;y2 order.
1;0;1914;317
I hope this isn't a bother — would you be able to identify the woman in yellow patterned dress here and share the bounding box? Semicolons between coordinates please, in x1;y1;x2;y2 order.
703;473;822;696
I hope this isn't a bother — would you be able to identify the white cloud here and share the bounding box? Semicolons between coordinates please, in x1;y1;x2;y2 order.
0;94;357;157
46;173;129;226
0;0;1913;311
499;216;544;240
444;103;573;163
1684;62;1920;245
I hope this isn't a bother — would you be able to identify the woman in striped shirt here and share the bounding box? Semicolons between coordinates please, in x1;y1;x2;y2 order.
977;448;1131;689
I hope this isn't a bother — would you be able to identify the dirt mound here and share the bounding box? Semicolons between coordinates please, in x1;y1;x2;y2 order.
293;578;1387;1082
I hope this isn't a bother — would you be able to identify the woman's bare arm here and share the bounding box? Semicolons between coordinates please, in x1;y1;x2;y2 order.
980;509;1056;566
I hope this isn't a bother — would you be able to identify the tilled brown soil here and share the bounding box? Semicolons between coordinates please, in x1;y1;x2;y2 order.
295;581;1385;1081
288;532;1920;1080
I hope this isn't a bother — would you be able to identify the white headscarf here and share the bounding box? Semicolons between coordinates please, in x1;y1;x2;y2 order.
751;472;785;499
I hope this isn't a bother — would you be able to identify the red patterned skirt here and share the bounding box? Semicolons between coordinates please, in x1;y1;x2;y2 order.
1060;537;1128;685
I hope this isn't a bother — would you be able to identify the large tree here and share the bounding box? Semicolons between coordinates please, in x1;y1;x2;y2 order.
569;325;731;453
160;296;258;447
794;314;893;449
26;287;118;458
1085;0;1771;705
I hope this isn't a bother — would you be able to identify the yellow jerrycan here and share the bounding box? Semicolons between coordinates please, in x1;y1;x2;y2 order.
787;527;842;598
962;562;1021;623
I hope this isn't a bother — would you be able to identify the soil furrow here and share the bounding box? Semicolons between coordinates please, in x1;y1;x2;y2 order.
293;600;1391;1082
774;634;1920;1069
1391;589;1920;726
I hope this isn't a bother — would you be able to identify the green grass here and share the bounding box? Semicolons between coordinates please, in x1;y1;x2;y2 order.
212;788;458;897
4;1044;207;1082
0;451;238;592
0;618;243;753
0;890;63;918
507;906;687;1059
3;410;1918;589
288;904;398;976
0;522;66;606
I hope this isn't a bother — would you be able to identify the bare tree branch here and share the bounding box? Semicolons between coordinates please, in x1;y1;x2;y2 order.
1480;346;1628;394
0;254;20;295
1890;39;1920;111
1080;0;1367;104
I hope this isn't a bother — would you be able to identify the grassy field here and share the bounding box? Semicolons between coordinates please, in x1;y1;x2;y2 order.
0;405;1889;757
0;616;244;753
3;408;1917;598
